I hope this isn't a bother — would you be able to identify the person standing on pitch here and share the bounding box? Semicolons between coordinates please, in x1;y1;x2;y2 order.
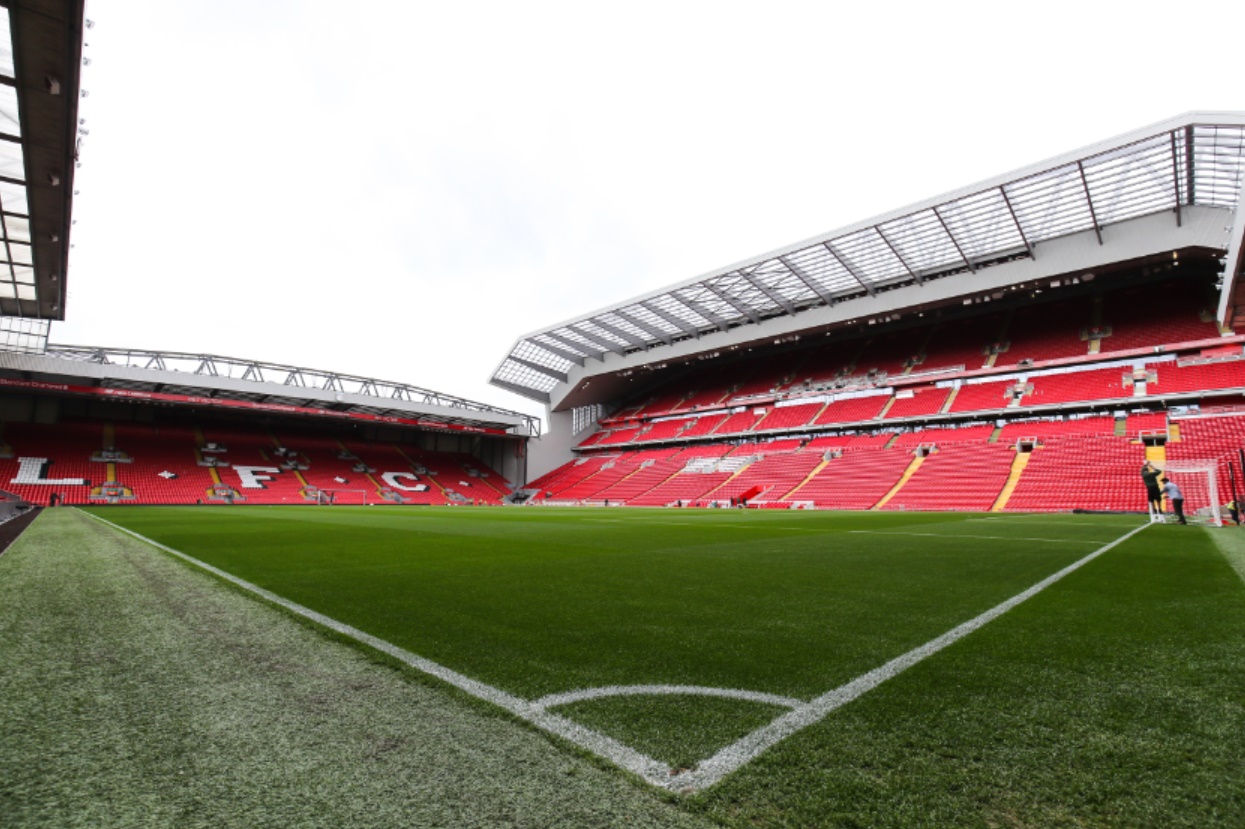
1141;461;1163;515
1160;477;1187;525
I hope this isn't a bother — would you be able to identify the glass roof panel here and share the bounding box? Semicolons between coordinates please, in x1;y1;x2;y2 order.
648;293;711;328
936;189;1024;260
550;327;609;353
0;138;24;182
0;282;14;299
619;302;685;337
1081;134;1175;225
575;319;631;349
782;244;859;295
879;210;960;274
1006;163;1095;244
532;332;592;358
513;338;574;372
0;183;28;215
675;285;736;323
596;311;651;343
9;242;31;266
5;214;28;242
1190;125;1245;208
0;8;13;80
16;283;36;301
0;84;18;138
832;227;909;283
493;359;559;394
749;262;820;305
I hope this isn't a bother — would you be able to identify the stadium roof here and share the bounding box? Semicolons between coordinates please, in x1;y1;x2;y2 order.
0;0;83;330
492;112;1245;404
0;344;540;436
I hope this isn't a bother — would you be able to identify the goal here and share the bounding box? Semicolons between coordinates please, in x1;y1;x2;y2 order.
314;489;370;506
1152;461;1223;527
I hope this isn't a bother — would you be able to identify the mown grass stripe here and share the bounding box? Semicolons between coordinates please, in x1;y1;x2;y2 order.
79;510;671;783
667;521;1152;791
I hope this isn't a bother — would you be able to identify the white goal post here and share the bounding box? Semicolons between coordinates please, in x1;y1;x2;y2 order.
1150;461;1223;527
314;489;370;506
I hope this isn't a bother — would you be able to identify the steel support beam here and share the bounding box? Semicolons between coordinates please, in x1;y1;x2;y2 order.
874;227;922;284
588;317;648;348
614;307;674;345
544;330;605;361
1185;125;1195;206
931;206;976;273
491;378;552;404
739;270;797;314
1170;130;1183;227
1077;160;1104;245
998;185;1035;259
822;242;875;296
568;324;629;355
509;356;569;384
639;299;701;336
777;254;837;304
526;338;585;366
672;291;731;332
703;281;760;323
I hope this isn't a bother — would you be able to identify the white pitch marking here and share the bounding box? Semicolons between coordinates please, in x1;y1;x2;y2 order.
533;684;803;711
663;521;1151;791
80;511;670;783
583;519;827;531
965;517;1135;528
848;530;1106;544
80;510;1149;793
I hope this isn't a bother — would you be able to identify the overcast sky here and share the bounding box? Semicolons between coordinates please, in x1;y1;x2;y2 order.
55;0;1245;421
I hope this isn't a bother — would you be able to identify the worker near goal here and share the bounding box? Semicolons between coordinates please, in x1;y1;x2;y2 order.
1140;461;1163;515
1160;477;1187;525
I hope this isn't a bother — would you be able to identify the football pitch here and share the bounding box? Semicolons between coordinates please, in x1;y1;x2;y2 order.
7;506;1245;827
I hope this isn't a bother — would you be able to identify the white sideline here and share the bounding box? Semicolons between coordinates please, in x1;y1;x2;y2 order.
81;511;670;782
664;521;1152;791
848;530;1107;544
81;510;1149;793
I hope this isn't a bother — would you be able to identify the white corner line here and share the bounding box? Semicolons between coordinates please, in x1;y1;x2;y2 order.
77;510;672;783
664;521;1152;791
78;509;1150;794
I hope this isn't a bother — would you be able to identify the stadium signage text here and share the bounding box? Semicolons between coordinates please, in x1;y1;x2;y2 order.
0;377;506;435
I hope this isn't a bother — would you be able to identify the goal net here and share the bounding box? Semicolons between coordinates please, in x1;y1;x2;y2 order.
1152;461;1222;527
314;489;369;506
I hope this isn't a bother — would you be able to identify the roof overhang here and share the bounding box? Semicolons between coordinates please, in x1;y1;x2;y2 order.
0;346;539;436
492;112;1245;404
0;0;84;324
547;207;1232;411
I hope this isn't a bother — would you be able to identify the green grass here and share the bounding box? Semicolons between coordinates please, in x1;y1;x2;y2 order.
0;510;715;829
14;505;1245;827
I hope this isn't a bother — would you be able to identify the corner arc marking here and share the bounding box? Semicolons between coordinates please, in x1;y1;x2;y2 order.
533;684;804;712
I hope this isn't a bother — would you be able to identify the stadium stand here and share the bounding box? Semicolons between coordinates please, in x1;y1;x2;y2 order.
1021;366;1130;406
0;418;512;507
883;387;951;420
947;379;1017;413
995;298;1093;366
781;448;914;509
1003;437;1147;512
1147;358;1245;394
881;443;1016;512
